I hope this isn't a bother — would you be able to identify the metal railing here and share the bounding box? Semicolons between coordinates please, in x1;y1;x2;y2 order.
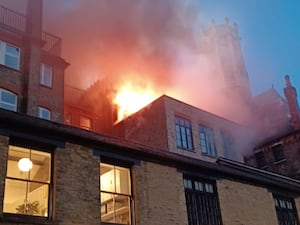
0;5;62;56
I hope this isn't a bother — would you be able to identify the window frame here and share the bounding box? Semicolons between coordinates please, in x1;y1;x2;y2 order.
100;162;134;225
38;106;51;120
0;41;21;70
80;116;92;131
183;176;222;225
3;145;53;220
271;144;285;163
175;117;194;151
273;194;299;225
199;125;216;157
40;64;53;88
0;88;17;112
254;151;267;168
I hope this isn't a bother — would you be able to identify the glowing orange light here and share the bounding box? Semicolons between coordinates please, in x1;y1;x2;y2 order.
114;81;158;121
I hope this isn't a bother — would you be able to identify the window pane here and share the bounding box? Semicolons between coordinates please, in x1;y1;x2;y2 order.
38;107;51;120
3;179;27;214
115;194;131;225
27;182;49;217
101;192;115;223
30;150;51;183
4;55;19;70
0;89;17;111
40;64;52;87
115;166;131;195
7;146;30;180
100;163;116;193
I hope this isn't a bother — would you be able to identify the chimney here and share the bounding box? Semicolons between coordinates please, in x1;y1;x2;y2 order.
284;75;300;130
24;0;43;116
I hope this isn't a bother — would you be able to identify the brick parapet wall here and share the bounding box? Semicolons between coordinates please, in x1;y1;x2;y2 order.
217;179;279;225
134;161;188;225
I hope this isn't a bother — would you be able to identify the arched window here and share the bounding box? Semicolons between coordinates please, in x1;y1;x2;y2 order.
0;88;17;111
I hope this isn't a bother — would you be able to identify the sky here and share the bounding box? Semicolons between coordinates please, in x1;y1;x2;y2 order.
197;0;300;101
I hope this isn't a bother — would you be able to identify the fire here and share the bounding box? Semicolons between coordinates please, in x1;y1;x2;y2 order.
114;81;158;122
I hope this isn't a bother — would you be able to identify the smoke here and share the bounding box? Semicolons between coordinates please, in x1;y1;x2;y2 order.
43;0;200;90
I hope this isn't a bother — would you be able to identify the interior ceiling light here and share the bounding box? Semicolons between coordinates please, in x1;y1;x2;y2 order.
18;158;33;172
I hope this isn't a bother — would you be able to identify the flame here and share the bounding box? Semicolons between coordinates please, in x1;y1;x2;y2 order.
114;81;158;122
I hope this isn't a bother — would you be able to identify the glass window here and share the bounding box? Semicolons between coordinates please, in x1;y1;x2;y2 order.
199;125;216;157
0;88;17;111
38;107;51;120
175;117;194;150
273;194;299;225
221;130;235;159
272;144;285;162
3;145;51;217
184;177;221;225
100;163;133;225
40;64;52;87
80;117;92;131
1;42;20;70
254;151;267;168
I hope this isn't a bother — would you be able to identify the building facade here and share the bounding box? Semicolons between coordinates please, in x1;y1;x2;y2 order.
0;0;68;123
0;109;300;225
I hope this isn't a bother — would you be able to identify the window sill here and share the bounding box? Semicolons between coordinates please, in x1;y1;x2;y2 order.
1;213;55;225
201;153;217;158
273;158;287;165
176;146;195;152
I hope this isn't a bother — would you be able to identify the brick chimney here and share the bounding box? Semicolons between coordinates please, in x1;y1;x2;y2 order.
284;75;300;130
24;0;43;116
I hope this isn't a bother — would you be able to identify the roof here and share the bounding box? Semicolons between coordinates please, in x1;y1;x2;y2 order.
0;109;300;193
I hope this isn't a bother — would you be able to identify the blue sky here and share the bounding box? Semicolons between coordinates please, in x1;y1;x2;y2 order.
198;0;300;101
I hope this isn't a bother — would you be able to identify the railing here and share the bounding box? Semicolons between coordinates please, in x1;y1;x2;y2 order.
0;5;26;32
0;5;62;57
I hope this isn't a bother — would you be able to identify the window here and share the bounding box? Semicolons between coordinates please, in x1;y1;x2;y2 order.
0;88;17;111
40;64;52;87
272;144;285;162
38;107;51;120
184;177;222;225
199;125;216;157
254;151;267;168
3;145;51;217
0;41;20;70
80;117;92;130
100;163;133;225
273;195;299;225
175;117;194;150
221;131;234;159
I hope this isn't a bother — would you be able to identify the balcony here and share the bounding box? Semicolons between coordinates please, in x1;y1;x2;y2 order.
0;5;61;57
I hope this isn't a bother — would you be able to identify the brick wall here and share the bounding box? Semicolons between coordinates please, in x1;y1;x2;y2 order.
0;136;9;218
54;142;100;225
134;161;188;225
217;179;278;225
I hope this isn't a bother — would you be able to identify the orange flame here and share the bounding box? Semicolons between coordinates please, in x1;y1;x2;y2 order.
114;81;158;122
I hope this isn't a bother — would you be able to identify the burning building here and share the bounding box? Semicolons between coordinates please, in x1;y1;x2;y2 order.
0;1;300;225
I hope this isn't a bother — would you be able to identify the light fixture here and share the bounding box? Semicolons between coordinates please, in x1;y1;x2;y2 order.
18;158;33;172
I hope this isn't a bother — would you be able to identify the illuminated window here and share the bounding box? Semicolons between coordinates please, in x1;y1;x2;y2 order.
0;88;17;111
199;125;216;157
184;177;222;225
175;117;194;150
273;194;299;225
40;64;52;87
38;107;51;120
0;41;20;70
3;145;51;217
80;117;91;130
100;163;133;225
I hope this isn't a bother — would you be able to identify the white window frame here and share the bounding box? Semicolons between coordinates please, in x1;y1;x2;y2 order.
0;41;20;70
0;88;17;111
40;64;53;87
38;106;51;120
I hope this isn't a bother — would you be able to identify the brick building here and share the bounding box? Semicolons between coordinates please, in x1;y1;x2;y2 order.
0;107;300;225
113;95;255;162
0;0;68;123
0;1;300;225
